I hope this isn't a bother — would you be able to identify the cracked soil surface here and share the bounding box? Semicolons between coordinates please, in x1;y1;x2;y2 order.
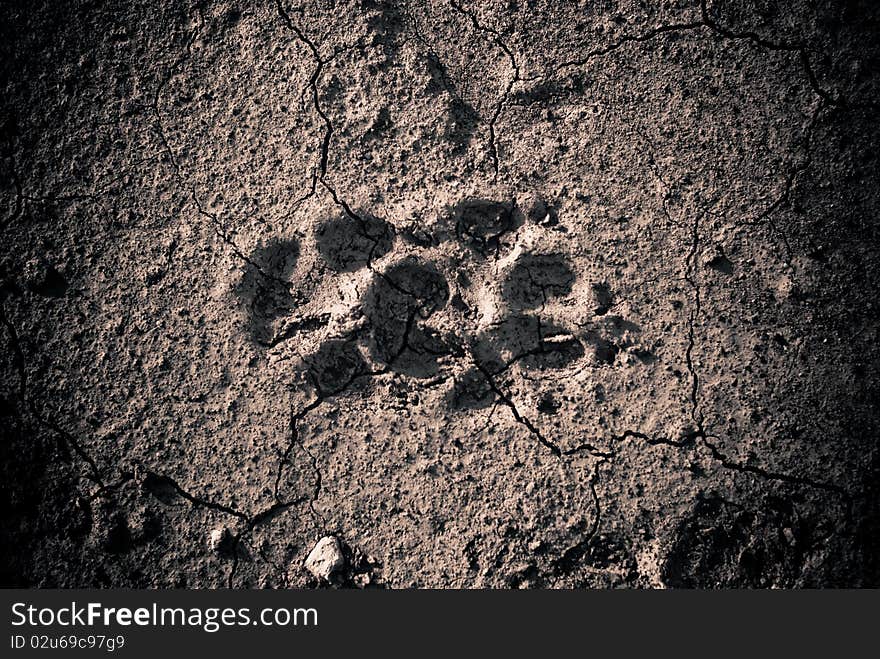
1;0;879;588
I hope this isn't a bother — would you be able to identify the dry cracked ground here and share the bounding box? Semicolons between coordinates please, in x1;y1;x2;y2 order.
1;0;879;588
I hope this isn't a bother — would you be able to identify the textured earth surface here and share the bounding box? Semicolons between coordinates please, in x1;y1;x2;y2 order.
1;0;878;588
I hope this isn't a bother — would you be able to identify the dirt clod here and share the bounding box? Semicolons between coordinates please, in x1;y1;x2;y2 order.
305;536;346;582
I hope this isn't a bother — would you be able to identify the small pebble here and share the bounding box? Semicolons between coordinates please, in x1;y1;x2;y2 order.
208;527;231;553
305;536;345;582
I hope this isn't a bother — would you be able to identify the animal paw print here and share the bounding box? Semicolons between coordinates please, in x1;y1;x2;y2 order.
237;196;645;414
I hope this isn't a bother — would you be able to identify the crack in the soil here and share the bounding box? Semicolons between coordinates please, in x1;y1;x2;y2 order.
542;0;874;113
744;99;825;263
151;12;295;289
469;355;562;457
0;299;105;488
233;298;454;584
683;207;704;430
698;0;874;110
274;1;398;282
2;142;162;236
699;435;851;501
613;426;853;518
566;429;691;457
448;0;521;179
637;127;706;435
649;100;854;523
555;20;705;71
134;464;308;588
550;477;603;585
140;467;248;521
275;0;330;199
626;130;853;516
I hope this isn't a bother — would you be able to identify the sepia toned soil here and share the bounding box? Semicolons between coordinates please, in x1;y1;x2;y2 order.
1;0;879;588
